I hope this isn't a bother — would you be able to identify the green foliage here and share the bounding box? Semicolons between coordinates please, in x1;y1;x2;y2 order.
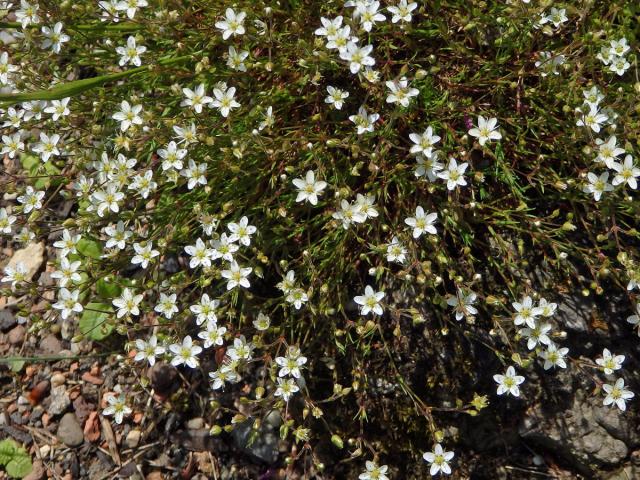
0;439;32;479
79;303;114;341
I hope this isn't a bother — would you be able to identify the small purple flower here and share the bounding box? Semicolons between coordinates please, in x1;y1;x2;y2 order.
464;114;473;130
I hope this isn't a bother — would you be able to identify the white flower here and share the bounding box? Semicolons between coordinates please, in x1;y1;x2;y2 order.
211;85;241;117
422;443;454;477
468;115;501;146
1;132;25;159
513;295;542;327
576;106;608;133
325;86;349;110
44;97;71;121
198;323;227;349
349;106;379;134
32;132;61;163
92;185;124;217
180;84;212;114
15;0;40;28
404;206;437;238
603;378;634;411
0;200;19;234
215;8;246;40
494;366;525;397
340;42;375;74
99;0;120;22
173;123;198;145
519;321;552;350
158;141;187;171
41;22;70;53
611;155;640;189
115;0;147;19
226;335;254;361
584;172;614;201
134;336;165;367
326;25;354;51
595;136;625;168
227;46;249;71
52;288;83;320
387;0;417;23
609;56;630;76
537;298;557;317
112;100;143;131
354;285;385;316
211;233;239;262
540;343;569;370
446;289;478;321
50;256;82;287
415;152;444;181
258;105;275;131
2;262;28;288
154;293;178;319
385;77;419;107
52;229;80;256
112;288;143;318
221;261;252;290
274;377;299;402
253;312;271;331
17;186;44;213
0;51;18;85
386;236;407;264
627;304;640;333
227;216;256;246
596;348;625;375
276;270;297;295
190;294;220;326
438;158;468;190
286;288;309;310
129;170;156;199
184;238;214;269
410;127;440;158
333;199;367;229
355;193;378;219
102;393;132;425
535;51;565;76
116;35;146;67
314;16;343;38
359;1;385;32
583;86;604;109
293;170;327;206
609;38;630;57
180;160;207;190
0;208;16;235
359;460;389;480
275;346;307;379
104;221;132;250
169;335;202;369
209;365;238;390
3;107;24;129
131;242;159;269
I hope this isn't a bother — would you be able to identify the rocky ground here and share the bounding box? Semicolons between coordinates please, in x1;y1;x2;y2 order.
1;238;639;479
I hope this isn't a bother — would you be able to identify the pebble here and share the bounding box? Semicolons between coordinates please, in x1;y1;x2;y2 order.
125;429;142;449
39;334;62;354
8;324;25;344
187;417;205;429
47;385;71;416
0;309;16;332
57;412;84;447
5;242;45;282
51;373;66;387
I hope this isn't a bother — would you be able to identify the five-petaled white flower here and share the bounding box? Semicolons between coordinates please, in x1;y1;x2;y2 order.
112;100;143;131
385;77;419;107
131;242;160;269
52;288;83;320
494;366;525;397
274;377;299;402
359;460;389;480
215;8;246;40
438;158;468;190
103;393;132;424
512;295;542;328
221;261;252;290
275;346;307;379
212;84;241;117
41;22;70;53
468;115;502;146
154;292;178;319
405;206;437;238
116;35;146;67
181;84;212;114
113;288;143;317
422;443;455;477
325;86;350;110
115;0;148;19
602;378;634;411
340;42;375;74
387;0;417;23
169;335;202;369
354;285;385;316
540;343;569;370
134;335;165;367
293;170;327;206
584;172;614;201
596;348;625;375
349;106;379;134
227;216;256;246
611;155;640;190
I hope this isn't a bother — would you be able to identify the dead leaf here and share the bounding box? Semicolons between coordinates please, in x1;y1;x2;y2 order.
83;411;100;442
